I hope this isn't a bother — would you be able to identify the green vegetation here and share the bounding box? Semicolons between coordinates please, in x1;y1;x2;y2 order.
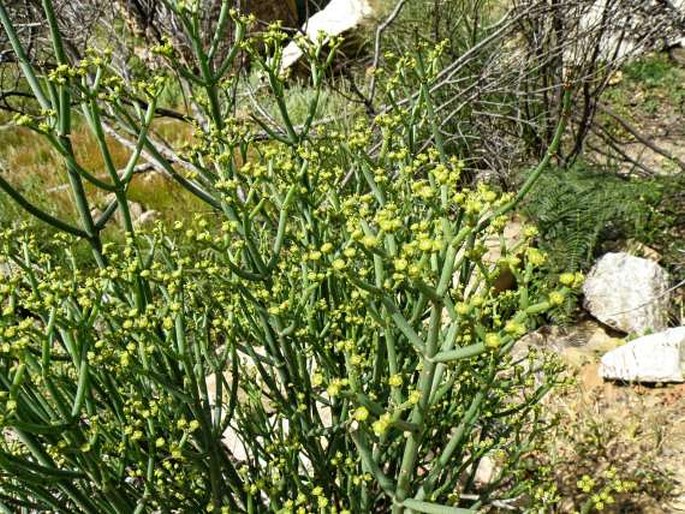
0;3;578;511
612;53;685;110
0;0;683;512
521;162;684;323
523;163;664;273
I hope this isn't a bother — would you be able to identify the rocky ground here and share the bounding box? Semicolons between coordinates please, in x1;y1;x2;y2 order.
524;318;685;512
532;47;685;512
515;46;685;502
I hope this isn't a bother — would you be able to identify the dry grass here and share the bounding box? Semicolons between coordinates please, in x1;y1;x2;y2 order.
0;113;205;232
533;354;685;512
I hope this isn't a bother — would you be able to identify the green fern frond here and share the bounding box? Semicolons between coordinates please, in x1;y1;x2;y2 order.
522;163;663;273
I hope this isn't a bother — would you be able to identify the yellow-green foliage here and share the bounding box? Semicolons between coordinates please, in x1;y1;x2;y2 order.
0;4;577;512
0;133;573;510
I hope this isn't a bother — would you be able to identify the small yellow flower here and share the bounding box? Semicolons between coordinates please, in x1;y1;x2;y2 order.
394;258;408;272
504;320;526;337
523;225;539;238
388;374;403;387
372;413;391;436
343;247;357;258
418;239;433;252
549;291;565;306
408;390;421;405
361;235;378;248
484;333;501;349
353;406;369;422
577;475;595;493
327;380;341;397
482;189;497;203
559;272;575;286
573;271;585;288
525;247;546;267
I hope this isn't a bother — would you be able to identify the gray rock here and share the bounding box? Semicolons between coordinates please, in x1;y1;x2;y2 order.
474;454;500;487
513;320;624;370
0;260;20;281
572;0;685;63
0;262;13;278
133;210;160;228
102;194;146;228
583;252;671;334
670;45;685;66
128;201;144;220
599;327;685;383
90;207;103;221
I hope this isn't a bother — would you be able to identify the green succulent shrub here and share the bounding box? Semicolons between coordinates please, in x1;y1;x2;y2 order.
0;166;572;512
0;1;576;512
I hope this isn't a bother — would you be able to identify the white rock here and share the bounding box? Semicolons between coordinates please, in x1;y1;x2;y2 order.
0;262;14;278
583;252;671;334
599;327;685;383
219;423;250;461
280;0;375;70
474;454;500;486
565;0;685;66
127;201;145;221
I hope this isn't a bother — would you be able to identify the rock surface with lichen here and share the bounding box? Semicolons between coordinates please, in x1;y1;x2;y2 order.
582;252;671;334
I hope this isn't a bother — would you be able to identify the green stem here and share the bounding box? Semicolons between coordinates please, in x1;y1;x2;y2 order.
415;391;486;501
41;0;104;264
430;343;487;363
483;88;572;225
265;68;299;144
350;430;396;497
393;304;441;512
420;81;446;164
0;173;87;237
400;499;474;514
207;0;232;62
0;3;51;109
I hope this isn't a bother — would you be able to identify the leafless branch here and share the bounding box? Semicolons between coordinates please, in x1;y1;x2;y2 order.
598;103;685;171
